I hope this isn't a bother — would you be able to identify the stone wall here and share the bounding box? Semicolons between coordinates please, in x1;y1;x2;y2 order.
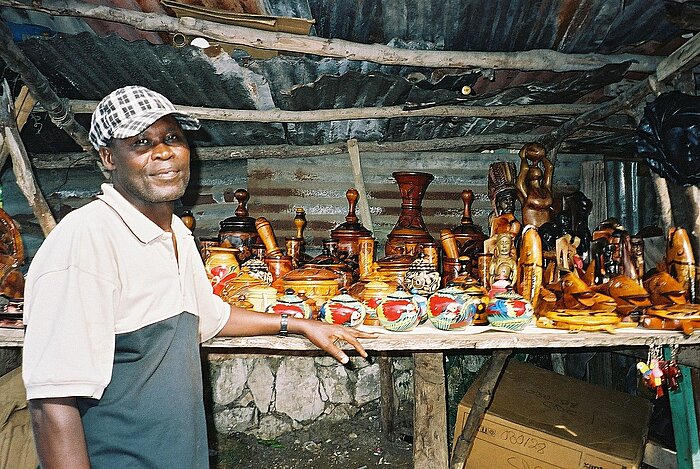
206;354;415;439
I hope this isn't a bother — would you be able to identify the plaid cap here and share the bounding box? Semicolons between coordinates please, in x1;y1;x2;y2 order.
88;85;200;149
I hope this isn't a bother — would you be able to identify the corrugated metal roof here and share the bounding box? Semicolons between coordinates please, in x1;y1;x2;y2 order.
8;32;640;154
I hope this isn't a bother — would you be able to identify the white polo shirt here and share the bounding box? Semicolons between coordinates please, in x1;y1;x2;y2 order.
22;184;230;400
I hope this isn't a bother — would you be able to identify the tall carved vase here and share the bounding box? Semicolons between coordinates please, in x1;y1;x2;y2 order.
385;171;435;256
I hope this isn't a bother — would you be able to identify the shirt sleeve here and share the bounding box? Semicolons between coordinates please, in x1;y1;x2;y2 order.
190;247;230;342
22;266;118;400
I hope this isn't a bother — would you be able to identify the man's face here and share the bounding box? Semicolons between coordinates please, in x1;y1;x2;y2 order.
99;115;190;210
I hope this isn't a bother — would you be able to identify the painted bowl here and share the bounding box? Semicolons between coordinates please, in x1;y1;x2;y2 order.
426;285;476;331
486;289;534;331
265;288;313;319
376;288;420;332
319;291;366;327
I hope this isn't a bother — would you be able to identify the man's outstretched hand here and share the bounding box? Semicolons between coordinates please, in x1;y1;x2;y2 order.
295;320;378;364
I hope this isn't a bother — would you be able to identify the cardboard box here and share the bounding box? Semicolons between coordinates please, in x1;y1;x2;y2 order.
453;360;652;469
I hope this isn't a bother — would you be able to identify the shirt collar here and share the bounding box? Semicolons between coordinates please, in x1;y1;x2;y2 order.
97;183;191;243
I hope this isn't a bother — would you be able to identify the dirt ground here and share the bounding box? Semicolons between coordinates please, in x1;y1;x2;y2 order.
210;406;414;469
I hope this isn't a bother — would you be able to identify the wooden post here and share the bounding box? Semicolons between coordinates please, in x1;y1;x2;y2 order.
652;173;675;233
347;139;373;232
413;352;449;469
664;346;700;469
450;350;512;469
0;81;56;236
378;355;395;438
0;86;35;171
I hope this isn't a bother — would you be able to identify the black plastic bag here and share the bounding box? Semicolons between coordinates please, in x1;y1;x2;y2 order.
636;91;700;186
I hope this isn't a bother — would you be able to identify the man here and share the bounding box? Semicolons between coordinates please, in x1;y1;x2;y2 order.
22;85;375;468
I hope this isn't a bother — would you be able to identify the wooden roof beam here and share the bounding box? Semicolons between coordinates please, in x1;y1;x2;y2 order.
60;101;597;122
1;0;663;73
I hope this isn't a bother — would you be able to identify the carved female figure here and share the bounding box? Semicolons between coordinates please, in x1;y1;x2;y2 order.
516;143;554;228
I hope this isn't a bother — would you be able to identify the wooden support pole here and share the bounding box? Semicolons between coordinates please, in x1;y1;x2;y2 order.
0;20;93;154
31;133;545;169
664;346;700;469
64;100;596;122
414;352;449;469
0;86;36;171
0;81;56;236
652;173;675;234
450;349;512;469
0;0;663;73
346;139;373;233
378;355;395;439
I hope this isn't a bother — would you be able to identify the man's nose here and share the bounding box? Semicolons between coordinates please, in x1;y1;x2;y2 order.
152;141;174;159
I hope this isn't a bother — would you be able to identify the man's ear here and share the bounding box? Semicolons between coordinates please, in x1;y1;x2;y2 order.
98;147;116;170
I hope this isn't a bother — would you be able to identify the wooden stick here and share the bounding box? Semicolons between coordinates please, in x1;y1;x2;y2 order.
652;173;675;234
0;20;93;153
450;349;512;469
64;100;596;121
0;0;663;73
378;355;395;439
30;133;545;169
0;86;36;171
346;139;373;232
414;352;449;469
0;82;57;236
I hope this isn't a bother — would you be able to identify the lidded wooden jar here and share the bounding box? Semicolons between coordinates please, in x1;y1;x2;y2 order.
330;188;372;262
218;189;260;262
451;190;486;279
280;266;340;307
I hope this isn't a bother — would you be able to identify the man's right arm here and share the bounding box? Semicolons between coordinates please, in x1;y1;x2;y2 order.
28;397;91;469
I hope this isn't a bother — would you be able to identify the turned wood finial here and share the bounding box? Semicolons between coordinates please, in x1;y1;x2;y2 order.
180;210;195;232
294;207;307;239
255;217;283;257
440;228;460;259
460;189;474;225
234;189;250;218
345;188;359;223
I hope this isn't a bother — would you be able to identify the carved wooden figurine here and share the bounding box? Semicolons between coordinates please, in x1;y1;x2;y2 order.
517;225;543;308
488;233;517;287
487;161;522;241
666;227;697;302
515;142;554;228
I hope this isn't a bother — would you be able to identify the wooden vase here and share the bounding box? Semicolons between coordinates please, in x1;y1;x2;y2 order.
385;171;435;256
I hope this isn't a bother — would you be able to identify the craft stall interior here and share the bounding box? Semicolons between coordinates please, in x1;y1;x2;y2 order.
2;1;700;468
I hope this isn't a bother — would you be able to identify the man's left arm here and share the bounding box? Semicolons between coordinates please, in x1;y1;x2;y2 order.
216;305;377;364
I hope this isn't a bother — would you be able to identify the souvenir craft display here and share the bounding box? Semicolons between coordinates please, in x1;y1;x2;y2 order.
193;165;697;338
